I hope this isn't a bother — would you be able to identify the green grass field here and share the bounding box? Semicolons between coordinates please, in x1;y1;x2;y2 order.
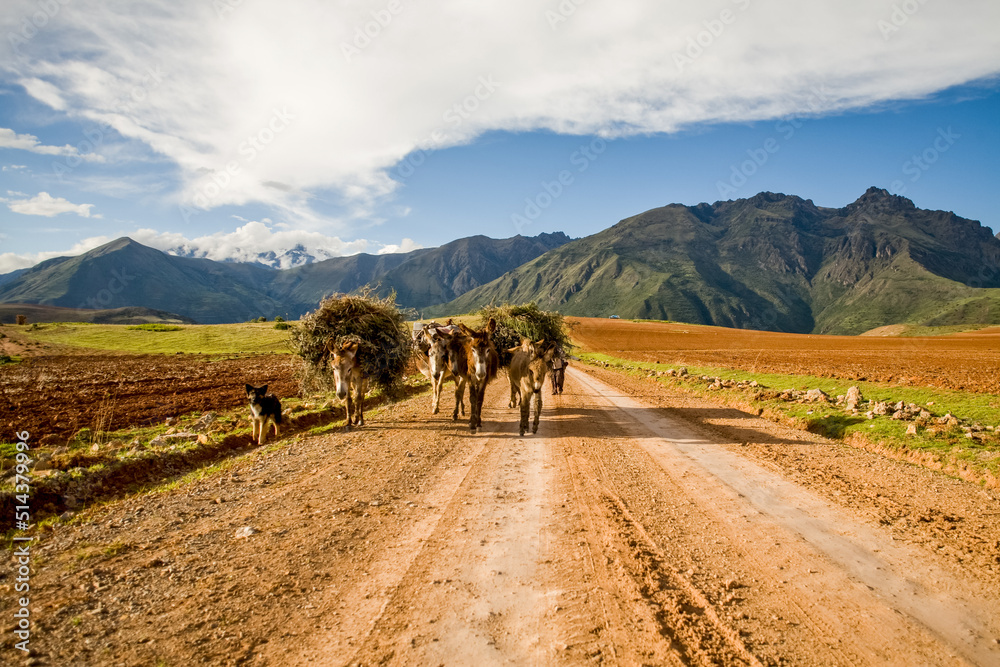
13;322;293;355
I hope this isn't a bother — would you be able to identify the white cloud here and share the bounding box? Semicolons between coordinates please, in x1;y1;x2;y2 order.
130;221;379;268
377;238;422;255
0;235;113;273
0;127;103;161
2;164;27;171
2;0;998;223
6;191;100;218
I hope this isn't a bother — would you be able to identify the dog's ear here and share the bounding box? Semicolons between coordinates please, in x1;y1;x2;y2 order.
260;384;267;394
245;383;254;394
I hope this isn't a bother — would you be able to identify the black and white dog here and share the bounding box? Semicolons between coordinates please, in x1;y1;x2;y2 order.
245;383;282;445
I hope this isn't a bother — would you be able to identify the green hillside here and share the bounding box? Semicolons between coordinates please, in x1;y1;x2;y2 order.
428;188;1000;335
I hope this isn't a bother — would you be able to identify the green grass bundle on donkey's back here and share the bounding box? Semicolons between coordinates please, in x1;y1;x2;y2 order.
290;288;411;396
476;302;572;368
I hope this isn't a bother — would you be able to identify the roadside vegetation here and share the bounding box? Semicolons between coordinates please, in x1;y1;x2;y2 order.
581;352;1000;487
1;374;432;540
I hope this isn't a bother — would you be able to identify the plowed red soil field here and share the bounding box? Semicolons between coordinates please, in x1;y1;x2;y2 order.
0;354;301;444
568;318;1000;393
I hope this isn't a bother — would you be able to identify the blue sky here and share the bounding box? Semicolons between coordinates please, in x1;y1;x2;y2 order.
1;0;999;272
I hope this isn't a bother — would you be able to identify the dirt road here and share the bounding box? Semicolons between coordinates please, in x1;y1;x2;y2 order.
9;365;1000;665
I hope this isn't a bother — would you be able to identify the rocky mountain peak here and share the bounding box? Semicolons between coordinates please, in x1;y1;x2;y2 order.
845;186;916;216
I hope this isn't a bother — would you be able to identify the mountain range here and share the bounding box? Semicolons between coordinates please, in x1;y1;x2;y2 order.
2;187;998;334
0;232;571;324
427;187;1000;334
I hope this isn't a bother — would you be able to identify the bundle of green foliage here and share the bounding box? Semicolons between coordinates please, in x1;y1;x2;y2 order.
476;302;572;368
290;288;411;396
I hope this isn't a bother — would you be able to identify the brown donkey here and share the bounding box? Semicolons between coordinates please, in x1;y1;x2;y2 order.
414;324;467;419
449;318;499;433
507;339;557;436
326;339;368;429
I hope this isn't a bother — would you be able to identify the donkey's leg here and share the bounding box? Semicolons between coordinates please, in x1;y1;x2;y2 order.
476;381;486;428
469;382;481;433
355;380;364;427
509;376;519;408
432;374;443;414
453;377;464;421
532;390;542;434
519;386;530;436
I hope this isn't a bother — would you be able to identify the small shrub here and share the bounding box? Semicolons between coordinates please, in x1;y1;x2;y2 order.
476;302;572;367
290;287;411;396
274;316;285;323
274;321;290;330
72;428;94;446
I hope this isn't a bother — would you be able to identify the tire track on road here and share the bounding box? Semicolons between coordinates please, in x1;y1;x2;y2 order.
571;366;1000;666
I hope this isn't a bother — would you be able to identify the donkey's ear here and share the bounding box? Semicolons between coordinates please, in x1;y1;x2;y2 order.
506;345;521;353
345;341;359;353
325;337;338;351
486;318;496;334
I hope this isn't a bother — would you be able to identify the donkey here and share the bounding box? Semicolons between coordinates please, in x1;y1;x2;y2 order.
449;318;499;434
548;345;567;395
326;339;368;429
507;338;533;408
414;324;466;419
507;339;557;436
